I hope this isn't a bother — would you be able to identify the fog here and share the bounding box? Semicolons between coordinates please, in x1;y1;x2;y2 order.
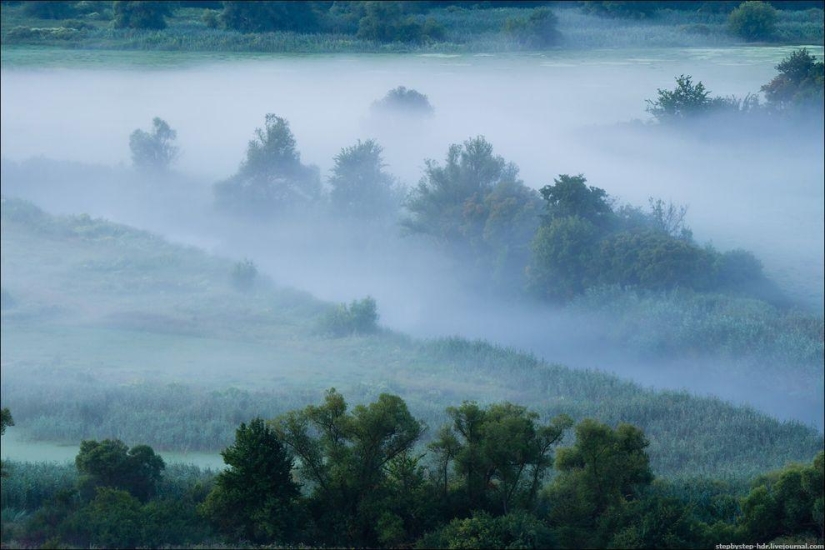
2;46;823;428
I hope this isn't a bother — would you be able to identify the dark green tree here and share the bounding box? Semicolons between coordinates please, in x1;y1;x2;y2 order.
113;1;174;30
761;48;825;112
219;1;319;33
537;174;614;228
200;418;300;544
82;487;146;549
546;419;654;548
328;139;398;219
129;117;179;172
503;7;561;48
728;1;778;41
430;401;572;515
740;451;824;542
273;389;425;547
75;439;165;502
214;114;321;217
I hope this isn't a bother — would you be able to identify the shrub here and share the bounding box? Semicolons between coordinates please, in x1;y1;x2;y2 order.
230;259;258;291
113;1;174;30
371;86;434;117
320;296;379;337
728;1;777;41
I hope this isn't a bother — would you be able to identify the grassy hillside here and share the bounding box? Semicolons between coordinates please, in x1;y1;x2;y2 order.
0;196;822;482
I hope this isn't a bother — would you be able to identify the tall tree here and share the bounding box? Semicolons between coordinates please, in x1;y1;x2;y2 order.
273;389;425;547
328;139;398;219
200;418;300;544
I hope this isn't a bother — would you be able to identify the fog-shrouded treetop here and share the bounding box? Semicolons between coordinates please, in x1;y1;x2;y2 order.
371;86;435;117
214;114;321;217
129;117;179;173
328;139;399;220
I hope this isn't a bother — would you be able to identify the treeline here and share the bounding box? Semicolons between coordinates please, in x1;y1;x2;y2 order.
128;50;823;306
2;1;823;50
1;397;822;548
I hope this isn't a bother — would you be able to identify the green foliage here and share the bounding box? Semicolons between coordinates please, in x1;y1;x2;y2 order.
356;1;444;44
646;74;715;122
528;215;600;301
82;487;145;548
740;451;825;541
371;85;434;116
420;510;555;549
547;419;654;548
404;136;541;288
581;1;659;19
329;139;399;219
430;401;572;515
219;1;320;33
230;259;258;292
761;48;825;111
273;389;426;547
538;174;614;228
320;296;380;337
214;114;321;217
503;7;561;48
21;1;76;19
129;116;178;172
75;439;165;502
200;418;299;544
728;1;778;40
113;1;174;30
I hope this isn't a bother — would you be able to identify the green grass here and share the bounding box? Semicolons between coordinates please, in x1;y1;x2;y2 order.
1;197;822;483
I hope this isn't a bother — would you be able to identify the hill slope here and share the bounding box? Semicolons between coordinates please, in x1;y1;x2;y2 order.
1;197;821;481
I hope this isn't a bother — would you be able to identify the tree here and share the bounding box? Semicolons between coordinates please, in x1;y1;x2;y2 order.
537;174;614;228
22;0;76;19
646;75;715;122
503;7;561;48
761;48;825;112
214;114;321;217
219;1;319;33
371;86;435;117
728;1;777;41
129;117;179;172
740;451;824;541
273;389;425;547
1;407;13;478
328;139;398;219
200;418;300;544
113;1;174;30
404;136;541;288
429;401;572;515
75;439;165;502
546;419;654;548
356;2;443;44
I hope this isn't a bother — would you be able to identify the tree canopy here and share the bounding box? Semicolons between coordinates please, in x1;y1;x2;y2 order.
129;117;179;173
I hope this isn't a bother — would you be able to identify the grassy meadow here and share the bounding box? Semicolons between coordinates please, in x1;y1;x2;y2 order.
1;196;822;483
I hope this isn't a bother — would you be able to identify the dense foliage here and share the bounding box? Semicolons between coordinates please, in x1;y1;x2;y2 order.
1;398;822;548
728;0;779;41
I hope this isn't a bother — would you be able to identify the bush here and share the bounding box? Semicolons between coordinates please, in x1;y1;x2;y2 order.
371;86;434;117
22;1;76;19
320;296;379;337
728;1;778;41
113;1;174;30
230;259;258;292
503;7;560;48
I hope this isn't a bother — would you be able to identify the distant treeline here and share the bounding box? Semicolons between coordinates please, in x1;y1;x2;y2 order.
1;1;822;50
1;397;823;549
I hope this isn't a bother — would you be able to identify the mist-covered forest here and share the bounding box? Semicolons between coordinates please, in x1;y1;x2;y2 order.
1;1;824;549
